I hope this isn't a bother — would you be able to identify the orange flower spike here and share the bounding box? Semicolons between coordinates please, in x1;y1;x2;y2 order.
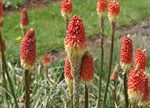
65;16;87;51
64;56;73;80
61;0;72;18
128;69;145;103
133;49;147;70
108;0;120;22
139;76;149;106
97;0;107;17
120;35;133;71
42;54;52;67
0;0;3;32
80;53;94;84
20;8;29;30
20;28;36;70
64;56;73;95
65;16;87;64
0;37;6;52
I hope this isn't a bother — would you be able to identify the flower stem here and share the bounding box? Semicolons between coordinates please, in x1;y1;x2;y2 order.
66;15;69;30
123;71;128;108
84;84;88;108
23;29;27;36
25;69;30;108
72;60;81;108
102;22;116;108
72;70;80;108
44;66;48;79
97;16;104;108
0;33;19;108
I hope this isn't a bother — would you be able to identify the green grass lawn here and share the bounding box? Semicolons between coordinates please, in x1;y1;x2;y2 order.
2;0;150;60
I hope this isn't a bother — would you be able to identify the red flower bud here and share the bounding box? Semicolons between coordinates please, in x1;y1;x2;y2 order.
20;8;29;30
42;54;51;67
64;56;73;96
80;53;94;84
65;16;87;61
20;28;36;69
64;56;73;80
133;49;147;70
0;37;6;52
120;35;133;71
139;76;149;106
128;69;145;103
110;64;119;81
61;0;72;18
108;0;120;22
97;0;107;17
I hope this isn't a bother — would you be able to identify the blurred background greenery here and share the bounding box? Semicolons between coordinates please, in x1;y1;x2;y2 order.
2;0;150;60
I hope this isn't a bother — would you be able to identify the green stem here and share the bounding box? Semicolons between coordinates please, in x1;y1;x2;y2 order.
123;72;128;108
23;28;27;36
72;60;81;108
102;22;116;108
69;95;73;108
97;16;104;108
25;69;30;108
72;70;80;108
84;84;88;108
66;15;69;30
0;33;19;108
44;66;48;79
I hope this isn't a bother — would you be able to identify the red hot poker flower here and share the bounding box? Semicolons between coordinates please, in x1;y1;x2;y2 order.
96;0;107;17
0;0;2;17
65;16;87;65
65;16;87;51
61;0;72;18
128;69;145;103
20;8;29;30
120;35;133;71
42;54;52;67
64;56;73;80
133;49;147;70
108;0;120;22
80;53;94;84
20;28;36;69
139;76;149;106
64;56;73;95
0;37;6;52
